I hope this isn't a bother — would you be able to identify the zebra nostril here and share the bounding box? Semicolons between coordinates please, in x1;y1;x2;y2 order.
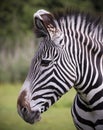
21;107;28;114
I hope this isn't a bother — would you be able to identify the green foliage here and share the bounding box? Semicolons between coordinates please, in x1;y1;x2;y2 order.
0;34;35;83
90;0;103;11
0;84;76;130
0;59;28;83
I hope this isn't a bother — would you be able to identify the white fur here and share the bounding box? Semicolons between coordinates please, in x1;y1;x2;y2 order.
20;80;31;93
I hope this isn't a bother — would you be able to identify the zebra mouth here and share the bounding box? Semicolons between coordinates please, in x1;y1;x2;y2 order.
21;109;41;124
29;111;41;124
30;111;41;124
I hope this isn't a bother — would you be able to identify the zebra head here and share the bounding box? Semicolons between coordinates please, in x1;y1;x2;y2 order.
17;9;77;124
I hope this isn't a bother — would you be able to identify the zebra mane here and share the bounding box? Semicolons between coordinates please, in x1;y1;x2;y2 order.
34;9;103;39
53;9;103;31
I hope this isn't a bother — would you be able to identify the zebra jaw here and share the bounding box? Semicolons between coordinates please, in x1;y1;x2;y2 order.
17;81;41;124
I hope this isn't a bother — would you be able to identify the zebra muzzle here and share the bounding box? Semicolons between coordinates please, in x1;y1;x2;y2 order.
20;107;41;124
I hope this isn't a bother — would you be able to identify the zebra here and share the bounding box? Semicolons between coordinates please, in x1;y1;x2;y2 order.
17;9;103;130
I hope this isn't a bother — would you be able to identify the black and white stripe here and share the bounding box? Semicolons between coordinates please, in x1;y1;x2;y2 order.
17;9;103;129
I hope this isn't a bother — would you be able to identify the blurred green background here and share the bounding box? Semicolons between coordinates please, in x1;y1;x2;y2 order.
0;0;103;130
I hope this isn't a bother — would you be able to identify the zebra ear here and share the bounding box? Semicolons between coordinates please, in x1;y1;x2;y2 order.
33;9;58;38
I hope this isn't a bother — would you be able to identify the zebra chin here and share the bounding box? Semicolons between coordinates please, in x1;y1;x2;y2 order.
24;110;41;124
17;106;41;124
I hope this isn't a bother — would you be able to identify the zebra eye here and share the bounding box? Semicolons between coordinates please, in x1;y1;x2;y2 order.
41;59;51;67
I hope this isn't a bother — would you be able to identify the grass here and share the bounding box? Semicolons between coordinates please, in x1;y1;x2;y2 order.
0;83;76;130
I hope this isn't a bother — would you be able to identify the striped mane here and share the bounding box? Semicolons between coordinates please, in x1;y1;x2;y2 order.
54;9;102;29
34;9;103;40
